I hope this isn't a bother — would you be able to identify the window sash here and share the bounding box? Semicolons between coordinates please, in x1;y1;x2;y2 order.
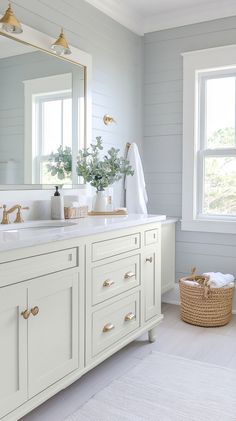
198;72;236;217
35;93;72;183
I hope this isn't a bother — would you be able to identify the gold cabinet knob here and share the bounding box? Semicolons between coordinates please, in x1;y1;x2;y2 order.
21;309;30;320
124;312;135;321
103;279;114;287
145;257;153;263
31;306;39;316
124;271;135;279
103;323;115;332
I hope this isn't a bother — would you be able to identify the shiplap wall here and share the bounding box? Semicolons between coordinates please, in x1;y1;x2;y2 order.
143;16;236;309
0;0;143;207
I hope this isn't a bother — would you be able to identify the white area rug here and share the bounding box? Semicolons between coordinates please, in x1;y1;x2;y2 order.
65;351;236;421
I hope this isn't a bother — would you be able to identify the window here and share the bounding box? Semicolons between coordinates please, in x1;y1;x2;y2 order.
182;45;236;233
23;73;83;185
35;93;72;184
198;73;236;217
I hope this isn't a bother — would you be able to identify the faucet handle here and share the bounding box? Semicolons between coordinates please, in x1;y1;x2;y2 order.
14;206;29;223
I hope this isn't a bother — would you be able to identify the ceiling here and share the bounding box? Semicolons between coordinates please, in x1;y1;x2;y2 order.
85;0;236;35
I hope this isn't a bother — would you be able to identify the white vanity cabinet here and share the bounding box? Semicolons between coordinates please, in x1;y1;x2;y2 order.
0;269;80;415
0;220;163;421
161;220;176;294
0;244;83;420
0;284;28;419
27;270;80;398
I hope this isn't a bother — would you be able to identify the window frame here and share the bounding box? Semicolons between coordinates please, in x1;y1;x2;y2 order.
35;92;72;184
182;44;236;234
197;71;236;219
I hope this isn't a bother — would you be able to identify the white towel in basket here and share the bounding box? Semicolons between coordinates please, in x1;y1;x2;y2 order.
203;272;234;288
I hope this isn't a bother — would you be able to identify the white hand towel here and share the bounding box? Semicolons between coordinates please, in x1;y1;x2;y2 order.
125;143;148;214
182;280;200;287
203;272;235;288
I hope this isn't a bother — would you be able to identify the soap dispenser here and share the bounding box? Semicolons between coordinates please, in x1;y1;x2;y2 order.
51;186;64;220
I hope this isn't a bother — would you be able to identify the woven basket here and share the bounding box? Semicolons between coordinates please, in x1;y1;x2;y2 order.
179;268;234;327
64;206;88;219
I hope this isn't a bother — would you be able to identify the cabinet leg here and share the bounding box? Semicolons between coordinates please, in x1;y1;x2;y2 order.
148;327;157;343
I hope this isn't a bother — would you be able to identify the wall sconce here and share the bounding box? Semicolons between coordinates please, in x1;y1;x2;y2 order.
0;2;23;34
51;28;71;56
103;114;116;125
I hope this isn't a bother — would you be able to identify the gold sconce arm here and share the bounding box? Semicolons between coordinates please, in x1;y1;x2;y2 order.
103;114;116;125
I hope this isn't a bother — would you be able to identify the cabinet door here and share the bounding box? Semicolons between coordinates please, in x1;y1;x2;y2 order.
0;284;28;419
28;271;79;398
143;248;161;322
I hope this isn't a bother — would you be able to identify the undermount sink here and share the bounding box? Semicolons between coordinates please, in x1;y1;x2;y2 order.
0;221;77;233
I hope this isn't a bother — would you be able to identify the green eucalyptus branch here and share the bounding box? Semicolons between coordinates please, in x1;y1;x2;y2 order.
46;145;72;180
77;137;134;192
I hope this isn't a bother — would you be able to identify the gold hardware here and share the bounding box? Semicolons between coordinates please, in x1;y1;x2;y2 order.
103;323;115;332
51;28;71;56
124;271;135;279
103;279;114;287
31;306;39;316
124;312;135;321
103;114;116;126
0;2;23;34
1;204;29;224
21;309;30;320
14;206;29;223
145;257;153;263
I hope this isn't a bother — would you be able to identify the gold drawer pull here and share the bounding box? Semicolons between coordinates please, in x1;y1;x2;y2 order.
125;312;135;321
124;271;135;279
31;306;39;316
103;323;115;332
146;257;153;263
103;279;114;287
21;309;30;320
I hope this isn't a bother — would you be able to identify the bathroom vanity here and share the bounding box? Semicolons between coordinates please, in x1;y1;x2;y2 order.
0;214;165;421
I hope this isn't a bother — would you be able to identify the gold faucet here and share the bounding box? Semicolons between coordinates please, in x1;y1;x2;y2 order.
1;204;29;224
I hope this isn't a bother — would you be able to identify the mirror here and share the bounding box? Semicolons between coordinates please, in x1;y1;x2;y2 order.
0;33;87;188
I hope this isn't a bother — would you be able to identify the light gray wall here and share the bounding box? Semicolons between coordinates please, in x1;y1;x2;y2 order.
2;0;143;206
143;17;236;284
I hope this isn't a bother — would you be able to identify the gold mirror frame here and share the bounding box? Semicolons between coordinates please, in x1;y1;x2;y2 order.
0;19;92;190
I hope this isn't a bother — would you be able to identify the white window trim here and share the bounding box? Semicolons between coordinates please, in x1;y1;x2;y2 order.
24;73;72;184
182;44;236;234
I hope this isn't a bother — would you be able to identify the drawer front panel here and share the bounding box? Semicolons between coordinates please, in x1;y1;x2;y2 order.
92;233;140;262
0;248;77;286
92;292;140;357
145;229;159;246
92;255;140;305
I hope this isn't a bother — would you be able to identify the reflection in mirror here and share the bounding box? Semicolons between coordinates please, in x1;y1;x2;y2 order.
0;34;85;186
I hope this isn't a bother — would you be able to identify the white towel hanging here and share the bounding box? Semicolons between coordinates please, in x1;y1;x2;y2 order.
125;143;148;214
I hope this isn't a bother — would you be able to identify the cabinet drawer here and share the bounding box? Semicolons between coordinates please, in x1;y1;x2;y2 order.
145;229;159;246
0;248;77;286
92;292;140;357
92;233;140;262
92;255;140;305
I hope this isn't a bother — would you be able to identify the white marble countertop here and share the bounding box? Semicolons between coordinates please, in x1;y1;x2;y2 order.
0;214;166;252
161;217;178;224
